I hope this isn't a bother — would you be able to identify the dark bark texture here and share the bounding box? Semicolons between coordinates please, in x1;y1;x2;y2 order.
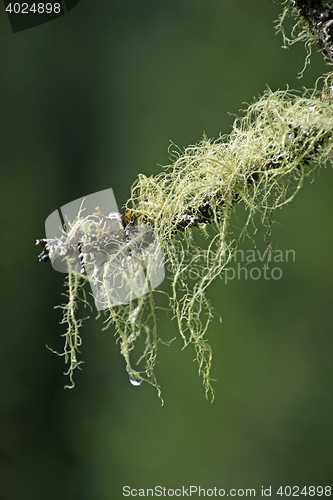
292;0;333;63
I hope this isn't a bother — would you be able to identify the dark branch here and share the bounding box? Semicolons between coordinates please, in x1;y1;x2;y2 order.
292;0;333;63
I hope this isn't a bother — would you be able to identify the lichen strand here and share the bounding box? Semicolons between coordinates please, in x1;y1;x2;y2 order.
276;1;333;76
126;88;333;398
51;87;333;401
49;267;87;389
46;208;166;401
102;287;165;402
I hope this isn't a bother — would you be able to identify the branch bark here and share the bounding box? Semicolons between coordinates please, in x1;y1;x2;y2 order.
292;0;333;63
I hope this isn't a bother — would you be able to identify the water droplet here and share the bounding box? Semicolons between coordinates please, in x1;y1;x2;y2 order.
130;378;142;386
129;306;141;324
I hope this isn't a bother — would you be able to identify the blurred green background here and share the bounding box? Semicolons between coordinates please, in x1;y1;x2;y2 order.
1;1;332;499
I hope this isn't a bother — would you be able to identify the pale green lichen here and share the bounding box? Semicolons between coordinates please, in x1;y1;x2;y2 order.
275;1;333;77
47;85;333;403
275;1;316;77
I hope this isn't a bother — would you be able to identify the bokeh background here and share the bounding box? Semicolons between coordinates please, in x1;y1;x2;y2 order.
1;1;332;499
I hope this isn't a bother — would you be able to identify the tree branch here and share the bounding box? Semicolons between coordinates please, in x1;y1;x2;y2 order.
292;0;333;63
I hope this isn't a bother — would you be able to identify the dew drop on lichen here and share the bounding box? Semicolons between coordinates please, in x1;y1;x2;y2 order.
130;378;142;387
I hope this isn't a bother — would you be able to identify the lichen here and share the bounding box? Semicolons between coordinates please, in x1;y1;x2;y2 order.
43;84;333;402
275;1;333;76
276;1;316;77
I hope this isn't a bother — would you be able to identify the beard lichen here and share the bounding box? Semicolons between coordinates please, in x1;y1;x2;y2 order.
276;1;316;76
276;0;333;76
40;85;333;403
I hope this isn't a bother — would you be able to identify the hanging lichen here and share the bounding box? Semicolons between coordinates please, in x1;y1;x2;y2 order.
37;0;333;402
37;80;333;403
276;0;333;76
